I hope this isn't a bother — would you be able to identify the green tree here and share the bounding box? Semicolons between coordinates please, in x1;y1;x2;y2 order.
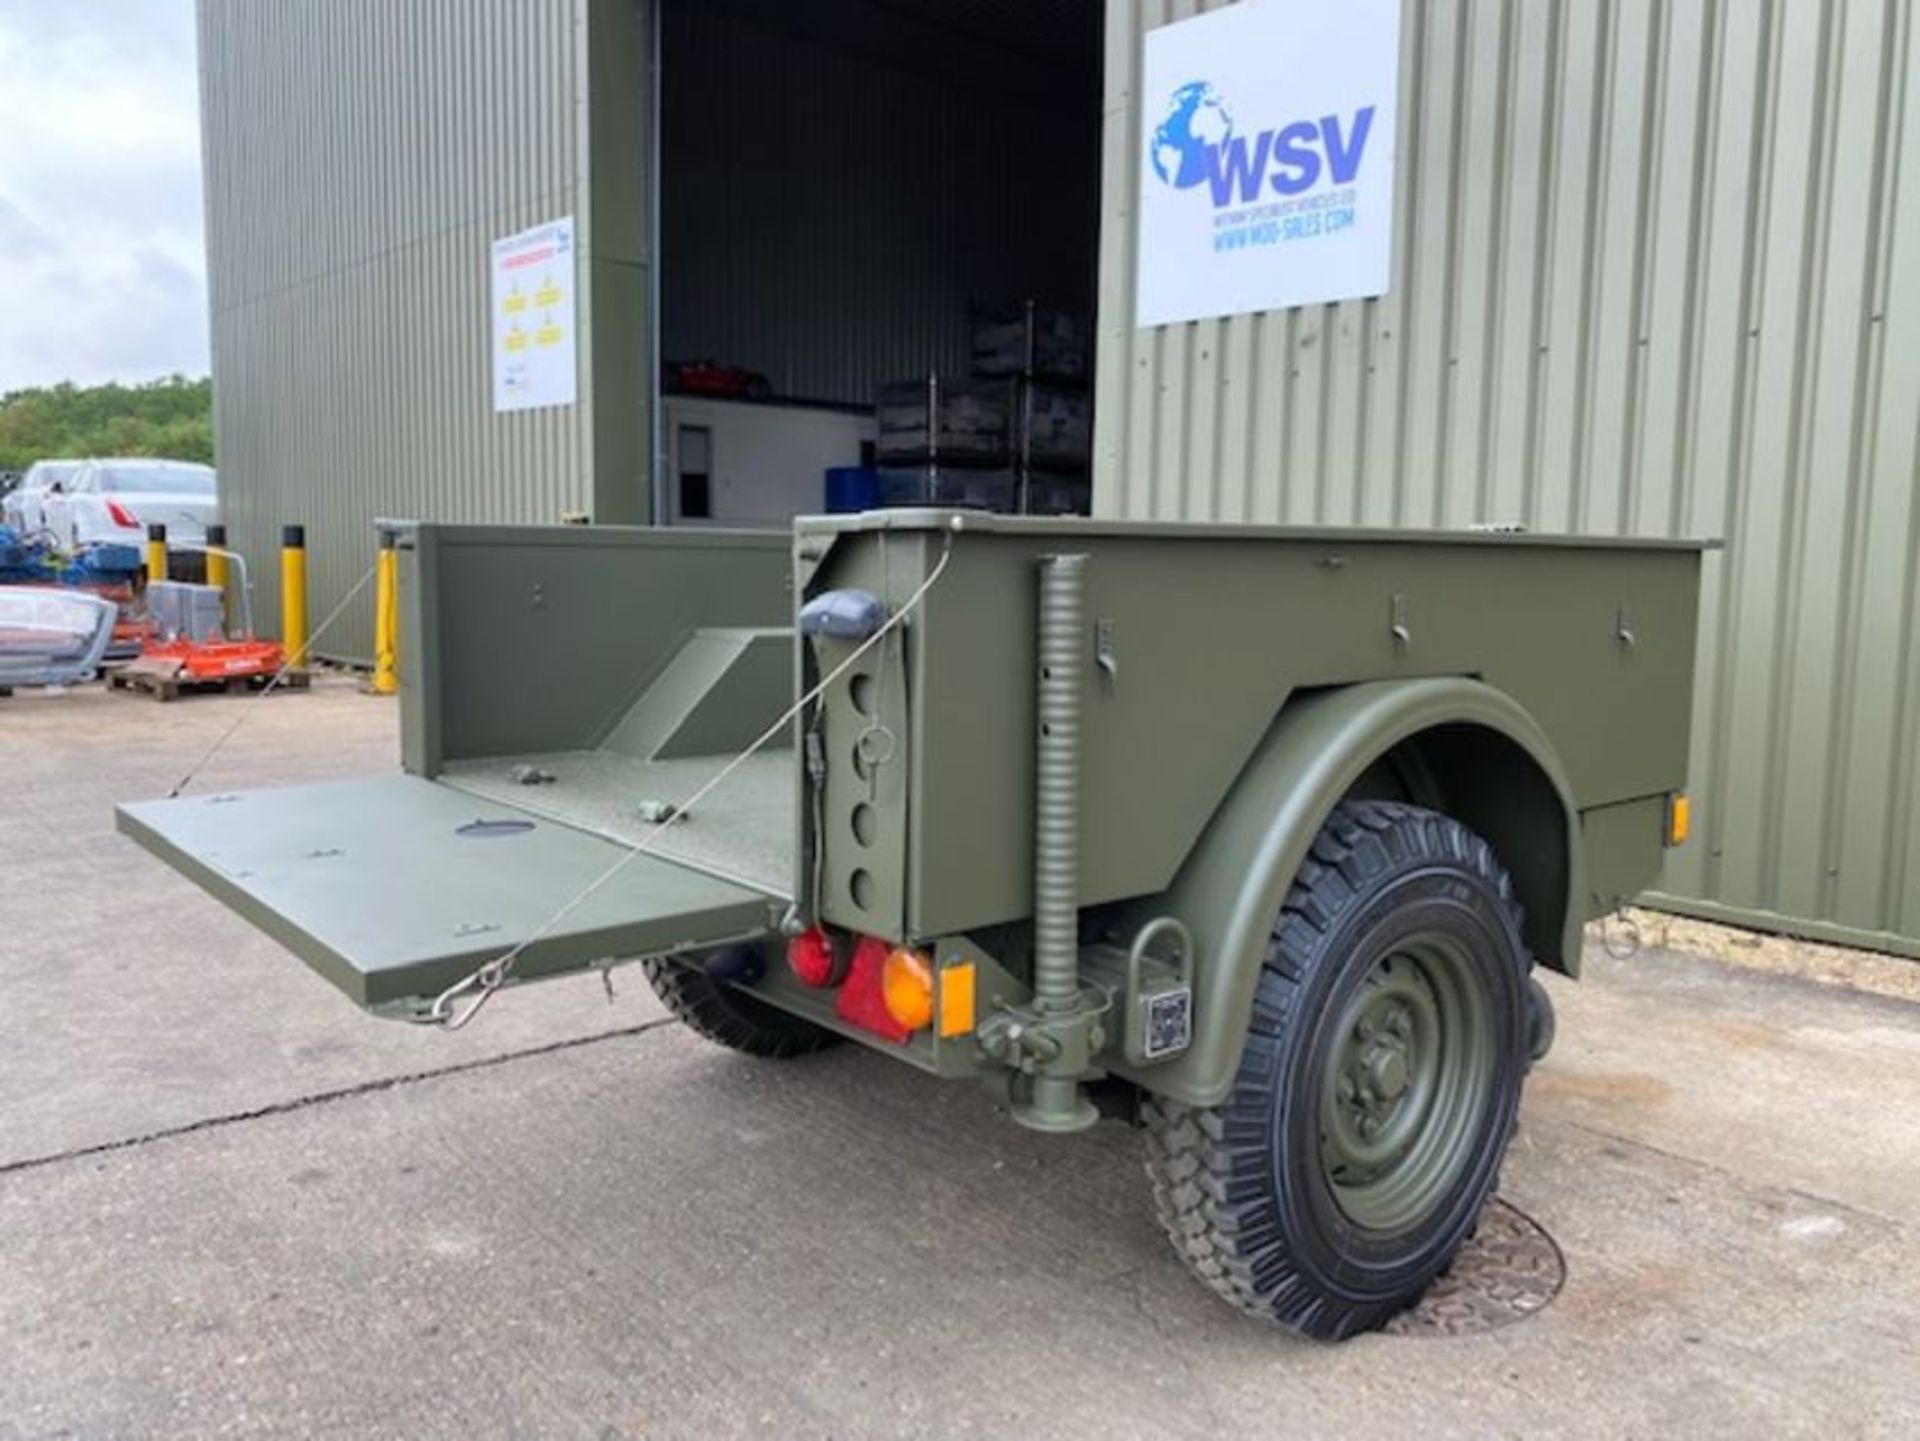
0;376;214;473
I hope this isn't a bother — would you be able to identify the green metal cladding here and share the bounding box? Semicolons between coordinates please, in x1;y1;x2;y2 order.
197;0;1920;959
1095;0;1920;958
197;0;650;662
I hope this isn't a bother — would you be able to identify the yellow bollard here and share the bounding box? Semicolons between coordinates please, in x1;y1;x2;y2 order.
281;524;309;670
371;528;399;694
204;523;230;631
145;523;168;589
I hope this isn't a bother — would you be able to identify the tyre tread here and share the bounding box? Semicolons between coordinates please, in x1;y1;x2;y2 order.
1141;799;1528;1338
640;955;837;1059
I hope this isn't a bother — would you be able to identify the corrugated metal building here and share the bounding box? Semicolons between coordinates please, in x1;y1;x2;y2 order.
197;0;1920;959
1096;0;1920;959
198;0;1097;654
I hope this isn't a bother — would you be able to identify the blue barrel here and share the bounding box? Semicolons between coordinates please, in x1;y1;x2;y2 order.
825;466;880;513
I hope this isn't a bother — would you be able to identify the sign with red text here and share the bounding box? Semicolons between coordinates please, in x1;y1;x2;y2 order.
492;217;577;412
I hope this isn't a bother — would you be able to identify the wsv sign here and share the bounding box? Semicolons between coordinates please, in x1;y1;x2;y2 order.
1135;0;1400;326
1150;81;1377;207
1201;109;1376;205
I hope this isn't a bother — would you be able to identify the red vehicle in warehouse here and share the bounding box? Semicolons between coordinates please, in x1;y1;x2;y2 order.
663;358;773;403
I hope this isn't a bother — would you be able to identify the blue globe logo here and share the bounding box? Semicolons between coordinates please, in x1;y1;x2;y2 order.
1151;81;1233;189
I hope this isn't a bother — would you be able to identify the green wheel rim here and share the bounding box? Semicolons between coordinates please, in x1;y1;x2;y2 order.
1317;935;1496;1235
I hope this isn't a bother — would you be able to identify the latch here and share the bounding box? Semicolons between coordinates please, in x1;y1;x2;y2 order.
1389;593;1411;648
1095;617;1119;688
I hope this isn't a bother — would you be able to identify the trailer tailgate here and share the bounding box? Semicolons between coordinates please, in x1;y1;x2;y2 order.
116;774;776;1015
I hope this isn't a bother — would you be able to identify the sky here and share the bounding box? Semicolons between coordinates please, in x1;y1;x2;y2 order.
0;0;206;395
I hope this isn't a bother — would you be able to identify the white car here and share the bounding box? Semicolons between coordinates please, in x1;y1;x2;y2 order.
2;459;85;538
43;459;219;552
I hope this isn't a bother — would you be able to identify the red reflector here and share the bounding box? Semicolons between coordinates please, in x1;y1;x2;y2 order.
105;500;140;529
833;936;911;1043
786;927;838;988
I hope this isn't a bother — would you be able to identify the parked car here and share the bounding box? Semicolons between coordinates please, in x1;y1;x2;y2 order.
1;459;85;538
42;459;218;552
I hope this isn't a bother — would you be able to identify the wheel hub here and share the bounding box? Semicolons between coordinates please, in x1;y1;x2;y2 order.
1329;983;1428;1146
1365;1042;1409;1102
1317;939;1497;1235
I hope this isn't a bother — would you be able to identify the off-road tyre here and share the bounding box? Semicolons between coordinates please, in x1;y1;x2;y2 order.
641;948;838;1059
1143;800;1533;1339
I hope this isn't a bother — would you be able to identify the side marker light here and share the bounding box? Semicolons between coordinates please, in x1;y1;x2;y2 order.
1667;793;1690;848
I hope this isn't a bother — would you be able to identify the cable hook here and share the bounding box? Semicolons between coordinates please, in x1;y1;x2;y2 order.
1600;908;1642;961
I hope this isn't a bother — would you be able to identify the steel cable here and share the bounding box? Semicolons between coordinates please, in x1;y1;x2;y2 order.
164;560;379;798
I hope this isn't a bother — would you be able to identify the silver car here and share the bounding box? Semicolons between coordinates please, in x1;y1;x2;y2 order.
1;459;85;538
43;459;219;552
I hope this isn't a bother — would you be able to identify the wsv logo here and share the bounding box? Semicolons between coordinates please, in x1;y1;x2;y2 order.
1151;81;1376;206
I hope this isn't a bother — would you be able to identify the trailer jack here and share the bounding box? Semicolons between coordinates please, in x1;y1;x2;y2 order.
985;552;1107;1133
977;987;1111;1131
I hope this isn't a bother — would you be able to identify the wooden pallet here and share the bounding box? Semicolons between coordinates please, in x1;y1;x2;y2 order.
108;660;310;703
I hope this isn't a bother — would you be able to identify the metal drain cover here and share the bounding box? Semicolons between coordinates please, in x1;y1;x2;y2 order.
1385;1198;1565;1337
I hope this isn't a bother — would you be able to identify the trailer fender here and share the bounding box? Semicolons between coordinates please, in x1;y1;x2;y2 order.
1128;677;1583;1109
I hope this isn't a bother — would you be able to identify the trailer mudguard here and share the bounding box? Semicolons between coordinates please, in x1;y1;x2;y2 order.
1127;677;1583;1109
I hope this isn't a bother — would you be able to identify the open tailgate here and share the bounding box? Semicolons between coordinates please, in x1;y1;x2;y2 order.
116;774;777;1017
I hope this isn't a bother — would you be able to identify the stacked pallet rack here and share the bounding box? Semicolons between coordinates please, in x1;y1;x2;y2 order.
874;300;1091;515
873;373;1020;512
978;300;1091;515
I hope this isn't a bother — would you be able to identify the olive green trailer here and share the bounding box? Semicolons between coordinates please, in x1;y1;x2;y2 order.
118;510;1706;1337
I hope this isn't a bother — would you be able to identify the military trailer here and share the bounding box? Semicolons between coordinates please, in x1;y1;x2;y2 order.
119;510;1705;1338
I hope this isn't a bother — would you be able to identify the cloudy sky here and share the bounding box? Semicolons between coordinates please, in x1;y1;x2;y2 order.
0;0;205;394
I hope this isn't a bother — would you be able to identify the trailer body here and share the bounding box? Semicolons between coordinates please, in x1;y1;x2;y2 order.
118;509;1707;1335
122;512;1699;1083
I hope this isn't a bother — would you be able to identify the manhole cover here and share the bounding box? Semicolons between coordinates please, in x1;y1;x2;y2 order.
1384;1198;1565;1337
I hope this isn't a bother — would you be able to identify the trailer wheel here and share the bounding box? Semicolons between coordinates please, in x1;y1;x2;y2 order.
1142;800;1531;1339
641;948;838;1059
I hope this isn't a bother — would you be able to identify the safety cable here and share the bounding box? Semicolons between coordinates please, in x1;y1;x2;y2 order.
426;525;960;1031
165;559;380;798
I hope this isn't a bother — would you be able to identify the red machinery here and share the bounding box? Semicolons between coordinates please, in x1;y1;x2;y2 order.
136;635;285;682
121;547;287;693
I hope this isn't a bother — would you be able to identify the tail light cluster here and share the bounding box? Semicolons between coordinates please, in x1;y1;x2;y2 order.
105;500;141;529
786;925;970;1044
785;926;842;988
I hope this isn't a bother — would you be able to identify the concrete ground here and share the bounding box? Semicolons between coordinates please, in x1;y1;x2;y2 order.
2;677;1917;1439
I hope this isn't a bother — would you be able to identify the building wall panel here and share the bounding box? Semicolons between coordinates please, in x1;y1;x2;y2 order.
198;0;615;660
1095;0;1920;956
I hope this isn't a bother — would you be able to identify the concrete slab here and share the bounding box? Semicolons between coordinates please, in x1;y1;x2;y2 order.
3;961;1917;1440
1533;954;1920;1225
0;677;666;1171
3;676;1918;1438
